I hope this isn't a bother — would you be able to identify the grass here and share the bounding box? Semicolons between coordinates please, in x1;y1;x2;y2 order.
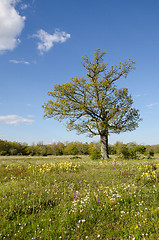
0;155;159;239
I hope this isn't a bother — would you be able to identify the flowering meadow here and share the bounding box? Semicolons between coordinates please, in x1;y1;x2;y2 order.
0;155;159;239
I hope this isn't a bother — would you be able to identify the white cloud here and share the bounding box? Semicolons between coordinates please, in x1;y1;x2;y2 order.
20;4;28;10
9;59;30;64
146;103;159;109
135;94;142;97
26;104;31;107
33;29;71;54
27;114;34;118
0;0;25;53
134;93;147;98
0;115;34;126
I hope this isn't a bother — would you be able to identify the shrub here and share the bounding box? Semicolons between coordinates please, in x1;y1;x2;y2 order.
121;145;130;159
90;149;101;160
148;150;154;158
0;151;7;156
121;145;137;159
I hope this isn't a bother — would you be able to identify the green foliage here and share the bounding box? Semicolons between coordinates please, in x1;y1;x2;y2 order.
121;145;130;159
112;142;148;159
0;138;158;160
63;142;79;155
148;150;155;158
152;144;159;154
120;145;137;159
0;150;8;156
90;149;101;160
135;145;146;154
113;141;125;155
0;139;89;156
0;139;29;156
43;49;141;159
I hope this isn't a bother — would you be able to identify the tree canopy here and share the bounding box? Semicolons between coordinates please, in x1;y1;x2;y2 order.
43;49;141;158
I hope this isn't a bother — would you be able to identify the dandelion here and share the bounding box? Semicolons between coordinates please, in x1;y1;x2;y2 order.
110;198;115;202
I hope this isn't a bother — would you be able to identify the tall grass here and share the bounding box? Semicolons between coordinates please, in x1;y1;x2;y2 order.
0;156;159;239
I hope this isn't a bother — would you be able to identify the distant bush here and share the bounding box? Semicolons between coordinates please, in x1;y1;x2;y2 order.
90;149;101;160
121;145;137;159
135;145;146;154
0;151;7;156
148;150;154;158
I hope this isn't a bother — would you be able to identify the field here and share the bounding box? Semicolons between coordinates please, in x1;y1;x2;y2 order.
0;155;159;240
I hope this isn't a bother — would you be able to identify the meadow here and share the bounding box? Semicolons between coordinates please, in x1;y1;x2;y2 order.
0;155;158;239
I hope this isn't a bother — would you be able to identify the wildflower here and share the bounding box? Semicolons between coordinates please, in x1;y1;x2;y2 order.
76;192;79;199
3;195;5;198
110;198;115;201
120;211;125;214
80;180;82;184
98;198;100;203
135;225;138;229
73;192;75;198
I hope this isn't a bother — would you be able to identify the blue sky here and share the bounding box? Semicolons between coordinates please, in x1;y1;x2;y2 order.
0;0;159;145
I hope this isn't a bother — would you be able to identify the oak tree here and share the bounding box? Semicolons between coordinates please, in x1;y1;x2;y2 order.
43;49;141;159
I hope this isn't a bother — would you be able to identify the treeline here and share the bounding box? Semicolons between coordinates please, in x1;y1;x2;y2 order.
109;141;157;159
0;139;98;156
0;139;159;158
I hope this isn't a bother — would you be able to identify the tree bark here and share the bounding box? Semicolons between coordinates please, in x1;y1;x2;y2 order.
100;134;109;159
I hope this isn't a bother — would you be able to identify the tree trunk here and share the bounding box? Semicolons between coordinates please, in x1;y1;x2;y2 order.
100;134;109;159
